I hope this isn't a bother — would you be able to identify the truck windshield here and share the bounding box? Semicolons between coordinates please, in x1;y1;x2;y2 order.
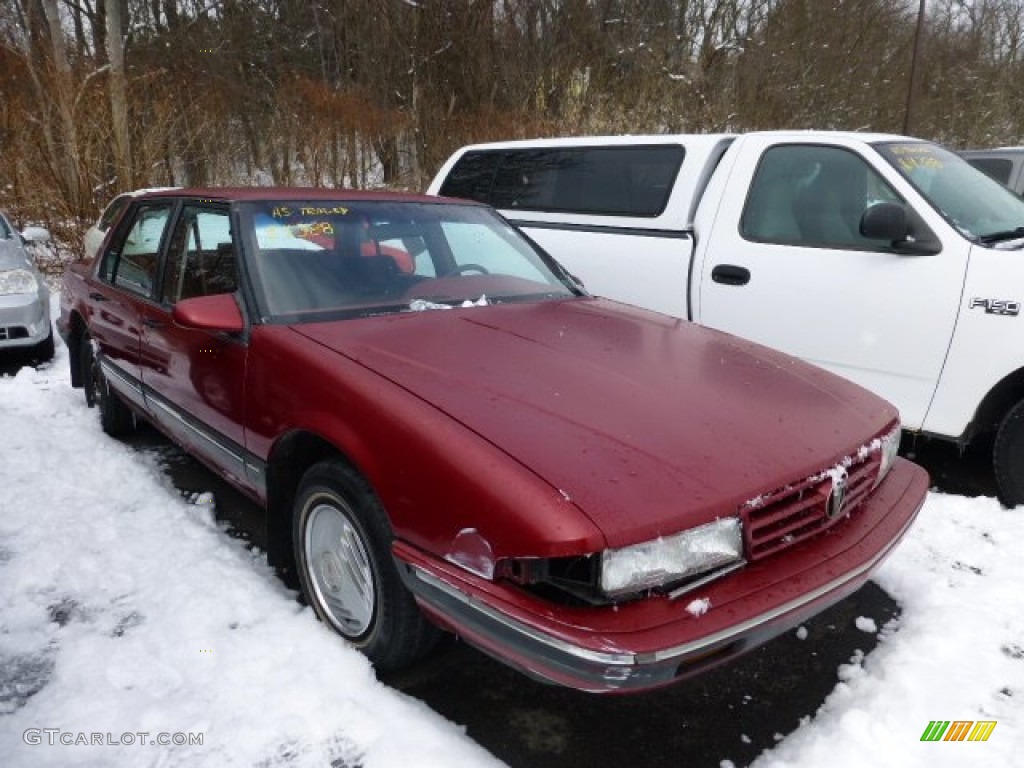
239;200;577;322
874;141;1024;244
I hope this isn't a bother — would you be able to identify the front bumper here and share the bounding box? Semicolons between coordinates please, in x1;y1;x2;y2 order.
395;458;928;693
0;289;50;349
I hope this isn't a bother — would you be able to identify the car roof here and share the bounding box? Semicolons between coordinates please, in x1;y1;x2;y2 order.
135;187;474;205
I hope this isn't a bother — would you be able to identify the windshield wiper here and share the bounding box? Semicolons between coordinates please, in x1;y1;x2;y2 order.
979;226;1024;244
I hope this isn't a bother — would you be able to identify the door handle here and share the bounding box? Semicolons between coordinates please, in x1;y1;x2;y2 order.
711;264;751;286
88;291;108;302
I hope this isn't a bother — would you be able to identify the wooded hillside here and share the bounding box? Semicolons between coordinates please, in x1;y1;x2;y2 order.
2;0;1023;252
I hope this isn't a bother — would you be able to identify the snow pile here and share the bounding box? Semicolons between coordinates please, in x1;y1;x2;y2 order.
2;305;1023;768
753;493;1024;768
0;339;500;767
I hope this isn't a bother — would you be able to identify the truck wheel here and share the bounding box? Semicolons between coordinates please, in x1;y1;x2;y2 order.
80;332;134;437
293;459;438;672
994;399;1024;508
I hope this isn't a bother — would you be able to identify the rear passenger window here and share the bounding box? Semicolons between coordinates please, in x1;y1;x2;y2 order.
966;157;1014;186
101;203;172;297
439;146;685;217
98;195;130;232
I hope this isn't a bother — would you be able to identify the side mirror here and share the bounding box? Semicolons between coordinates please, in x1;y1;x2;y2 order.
860;202;942;255
21;226;52;243
860;203;909;241
172;293;244;333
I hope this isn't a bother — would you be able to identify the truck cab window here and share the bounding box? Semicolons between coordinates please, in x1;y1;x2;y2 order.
742;145;902;250
965;157;1014;186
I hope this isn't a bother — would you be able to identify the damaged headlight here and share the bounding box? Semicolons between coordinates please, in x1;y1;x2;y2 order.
600;517;744;598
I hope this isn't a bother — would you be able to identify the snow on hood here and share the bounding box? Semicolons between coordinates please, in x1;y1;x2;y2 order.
294;298;895;546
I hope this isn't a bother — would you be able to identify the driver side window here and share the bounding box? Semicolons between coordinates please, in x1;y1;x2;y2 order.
742;145;903;250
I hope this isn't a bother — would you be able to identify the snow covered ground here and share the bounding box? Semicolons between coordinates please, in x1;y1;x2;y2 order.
1;316;1022;767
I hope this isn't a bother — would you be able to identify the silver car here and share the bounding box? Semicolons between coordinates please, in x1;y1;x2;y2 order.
0;212;53;361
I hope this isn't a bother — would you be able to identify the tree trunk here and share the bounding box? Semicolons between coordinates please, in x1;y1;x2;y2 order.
41;0;85;214
106;0;132;190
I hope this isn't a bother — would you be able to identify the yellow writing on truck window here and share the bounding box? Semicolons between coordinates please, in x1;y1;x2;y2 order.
898;156;943;172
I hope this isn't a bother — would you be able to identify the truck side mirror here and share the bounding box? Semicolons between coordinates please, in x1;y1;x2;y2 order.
860;203;908;241
859;203;941;255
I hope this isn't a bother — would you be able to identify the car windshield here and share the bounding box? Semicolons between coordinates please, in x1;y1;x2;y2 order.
874;141;1024;244
239;200;577;321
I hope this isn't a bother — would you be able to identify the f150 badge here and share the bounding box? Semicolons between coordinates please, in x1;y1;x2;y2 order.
970;298;1020;316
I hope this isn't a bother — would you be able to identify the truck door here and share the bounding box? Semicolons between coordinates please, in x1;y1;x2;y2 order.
695;137;970;429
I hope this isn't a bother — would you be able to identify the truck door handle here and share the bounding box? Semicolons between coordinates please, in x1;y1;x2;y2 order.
711;264;751;286
88;291;108;302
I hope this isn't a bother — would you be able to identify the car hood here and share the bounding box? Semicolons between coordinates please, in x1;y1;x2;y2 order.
0;239;31;270
293;299;896;547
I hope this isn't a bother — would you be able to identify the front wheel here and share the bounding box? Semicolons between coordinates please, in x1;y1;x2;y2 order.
292;459;437;671
31;328;55;363
994;399;1024;507
79;332;134;437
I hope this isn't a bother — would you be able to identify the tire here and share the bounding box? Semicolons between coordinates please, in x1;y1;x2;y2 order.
293;459;438;672
79;332;134;437
994;398;1024;508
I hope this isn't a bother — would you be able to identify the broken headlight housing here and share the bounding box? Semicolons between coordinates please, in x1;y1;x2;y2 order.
599;517;744;599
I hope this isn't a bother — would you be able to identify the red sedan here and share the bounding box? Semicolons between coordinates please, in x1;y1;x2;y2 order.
58;188;927;692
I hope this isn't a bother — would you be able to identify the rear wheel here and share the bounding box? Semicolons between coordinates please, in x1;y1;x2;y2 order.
293;459;437;671
994;398;1024;507
80;332;134;436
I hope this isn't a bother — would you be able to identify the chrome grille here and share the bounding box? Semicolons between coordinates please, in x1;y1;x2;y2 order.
741;449;882;560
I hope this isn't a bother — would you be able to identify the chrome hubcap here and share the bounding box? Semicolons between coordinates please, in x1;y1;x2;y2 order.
304;501;375;637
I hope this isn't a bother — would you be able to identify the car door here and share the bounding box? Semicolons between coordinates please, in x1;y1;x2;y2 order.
137;202;255;493
85;201;175;412
695;137;970;430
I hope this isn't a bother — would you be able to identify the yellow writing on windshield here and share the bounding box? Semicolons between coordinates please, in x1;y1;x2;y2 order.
898;156;943;172
271;205;349;218
890;144;944;172
296;221;334;236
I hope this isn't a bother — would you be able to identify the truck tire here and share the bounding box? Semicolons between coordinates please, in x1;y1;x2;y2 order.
994;399;1024;508
292;459;438;672
80;332;135;437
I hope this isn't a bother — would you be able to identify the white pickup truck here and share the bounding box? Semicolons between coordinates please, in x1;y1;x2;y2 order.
428;131;1024;506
